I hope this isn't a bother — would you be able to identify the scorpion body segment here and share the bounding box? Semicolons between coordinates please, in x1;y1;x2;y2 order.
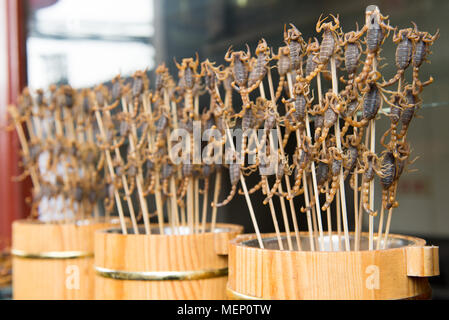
395;30;413;70
380;152;396;190
362;83;381;121
344;42;360;75
316;14;341;64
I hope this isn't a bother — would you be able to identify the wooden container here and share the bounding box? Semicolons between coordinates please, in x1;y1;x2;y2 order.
95;223;243;300
228;232;439;300
12;218;121;300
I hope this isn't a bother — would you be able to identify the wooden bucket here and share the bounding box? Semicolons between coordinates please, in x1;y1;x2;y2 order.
227;232;439;300
12;218;121;300
94;223;243;300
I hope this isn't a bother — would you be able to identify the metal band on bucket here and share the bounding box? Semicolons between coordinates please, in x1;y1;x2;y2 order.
11;249;93;260
95;266;228;281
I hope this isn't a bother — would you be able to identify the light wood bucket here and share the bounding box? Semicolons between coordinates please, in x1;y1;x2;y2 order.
228;232;439;300
94;223;243;300
12;218;121;300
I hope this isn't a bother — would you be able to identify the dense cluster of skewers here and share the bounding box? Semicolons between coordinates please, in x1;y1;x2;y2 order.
9;5;437;251
7;86;105;222
211;4;438;252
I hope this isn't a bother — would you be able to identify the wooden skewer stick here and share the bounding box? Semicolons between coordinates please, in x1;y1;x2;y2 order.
382;185;397;249
200;177;209;233
210;170;222;232
259;81;291;250
353;164;359;250
307;176;319;250
94;105;127;234
287;73;325;250
330;57;350;251
376;204;385;250
336;189;341;251
316;72;333;251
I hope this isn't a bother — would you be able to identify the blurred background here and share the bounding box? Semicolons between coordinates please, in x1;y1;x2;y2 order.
1;0;448;299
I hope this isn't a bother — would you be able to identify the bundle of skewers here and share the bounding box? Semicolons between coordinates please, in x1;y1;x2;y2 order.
8;85;105;222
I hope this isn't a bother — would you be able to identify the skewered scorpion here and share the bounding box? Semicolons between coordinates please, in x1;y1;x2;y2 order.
354;5;394;88
272;46;292;100
174;54;201;119
224;46;254;109
284;23;306;72
410;22;439;94
381;26;414;88
339;27;364;96
248;38;271;90
300;14;341;83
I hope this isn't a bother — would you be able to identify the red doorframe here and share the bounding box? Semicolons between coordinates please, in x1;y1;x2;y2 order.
0;0;30;249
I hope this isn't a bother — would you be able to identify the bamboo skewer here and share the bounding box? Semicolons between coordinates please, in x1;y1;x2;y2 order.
210;170;222;232
382;185;398;249
200;177;209;233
